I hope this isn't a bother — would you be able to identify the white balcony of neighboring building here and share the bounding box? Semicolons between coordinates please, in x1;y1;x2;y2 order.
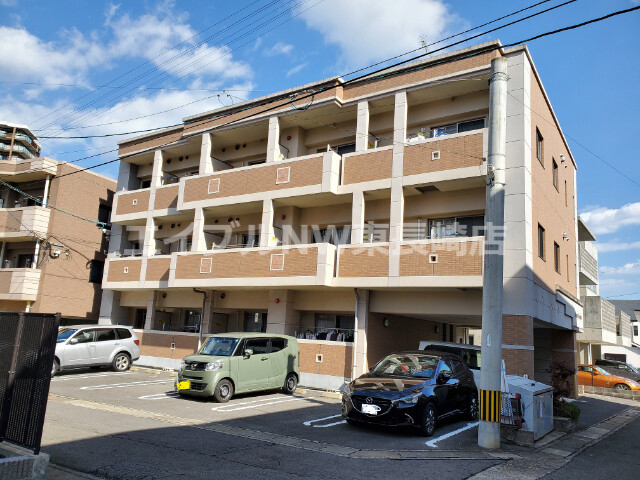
577;296;617;345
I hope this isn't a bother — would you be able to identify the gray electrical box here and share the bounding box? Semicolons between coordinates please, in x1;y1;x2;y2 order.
506;375;554;441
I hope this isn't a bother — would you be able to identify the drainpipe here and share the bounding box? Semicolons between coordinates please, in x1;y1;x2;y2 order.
193;288;207;350
42;175;51;207
352;288;359;381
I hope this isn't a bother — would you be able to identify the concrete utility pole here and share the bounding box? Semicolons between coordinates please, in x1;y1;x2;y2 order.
478;56;508;450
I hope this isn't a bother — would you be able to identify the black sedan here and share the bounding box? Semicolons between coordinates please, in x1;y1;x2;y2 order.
341;351;478;436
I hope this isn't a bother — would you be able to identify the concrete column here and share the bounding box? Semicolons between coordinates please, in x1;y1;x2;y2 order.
151;149;164;187
353;289;370;378
142;218;156;256
355;100;370;151
266;116;281;163
144;290;158;330
32;241;40;269
478;56;508;450
260;199;277;247
42;175;51;207
351;191;365;244
0;241;6;267
200;133;213;175
99;290;128;325
389;91;407;280
201;291;214;334
192;207;207;251
266;290;299;335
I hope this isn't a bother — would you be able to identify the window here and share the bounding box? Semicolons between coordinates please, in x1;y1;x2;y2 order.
244;312;267;332
538;224;545;259
116;328;132;339
270;338;287;353
317;143;356;156
95;329;116;342
245;338;269;354
98;204;112;225
552;158;558;190
536;128;544;165
311;226;351;245
427;215;484;239
89;260;105;284
566;255;570;282
71;330;94;344
634;326;638;336
437;360;453;376
134;309;146;329
554;242;560;273
564;180;568;206
140;179;151;189
577;365;593;373
430;118;485;138
451;359;466;376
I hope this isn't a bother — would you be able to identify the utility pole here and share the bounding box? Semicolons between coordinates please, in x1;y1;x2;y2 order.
478;56;508;450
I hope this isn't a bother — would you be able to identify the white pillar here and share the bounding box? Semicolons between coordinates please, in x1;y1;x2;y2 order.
200;133;213;175
353;289;370;378
356;100;370;151
42;175;51;207
142;218;156;256
266;290;299;336
144;290;158;330
192;207;207;251
389;91;407;280
266;116;281;163
351;191;365;244
151;149;164;187
32;241;40;269
260;199;277;247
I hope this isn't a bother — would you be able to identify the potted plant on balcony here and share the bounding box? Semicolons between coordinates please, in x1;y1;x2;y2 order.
546;360;580;433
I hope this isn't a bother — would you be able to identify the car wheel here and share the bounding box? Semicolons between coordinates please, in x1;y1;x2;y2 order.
282;373;297;394
614;383;631;391
214;379;234;403
420;402;436;437
466;393;478;420
52;359;59;377
112;353;131;372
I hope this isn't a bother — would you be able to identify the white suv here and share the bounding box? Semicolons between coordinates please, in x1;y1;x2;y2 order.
53;325;141;376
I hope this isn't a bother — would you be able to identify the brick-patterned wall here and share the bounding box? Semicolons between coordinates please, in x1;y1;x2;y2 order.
502;349;535;378
299;341;352;378
137;331;199;360
183;155;323;203
343;149;393;184
338;246;389;277
175;247;318;279
502;315;535;377
119;128;184;157
116;190;150;215
108;259;143;282
399;239;483;276
403;132;483;176
146;257;171;282
154;185;179;210
0;209;23;231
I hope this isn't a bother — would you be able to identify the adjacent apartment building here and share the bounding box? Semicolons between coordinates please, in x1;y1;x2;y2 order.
0;121;116;321
99;41;582;389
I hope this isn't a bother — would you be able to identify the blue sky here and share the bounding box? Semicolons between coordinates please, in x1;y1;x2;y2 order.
0;0;639;298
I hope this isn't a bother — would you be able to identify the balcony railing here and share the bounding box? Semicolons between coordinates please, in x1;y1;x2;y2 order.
112;188;151;221
341;147;393;186
577;296;617;345
0;206;50;240
0;268;41;301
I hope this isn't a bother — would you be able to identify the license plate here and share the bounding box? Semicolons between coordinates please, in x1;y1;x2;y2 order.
361;404;379;415
176;380;191;390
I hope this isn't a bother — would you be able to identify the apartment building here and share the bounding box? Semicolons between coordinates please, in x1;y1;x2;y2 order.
0;121;116;321
99;41;582;389
599;300;640;366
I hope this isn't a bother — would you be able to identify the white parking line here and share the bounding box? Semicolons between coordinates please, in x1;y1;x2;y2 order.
52;372;134;381
425;421;479;448
212;396;303;412
80;379;173;390
138;392;180;400
303;414;346;428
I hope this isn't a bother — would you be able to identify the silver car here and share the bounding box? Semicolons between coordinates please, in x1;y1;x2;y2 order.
53;325;141;376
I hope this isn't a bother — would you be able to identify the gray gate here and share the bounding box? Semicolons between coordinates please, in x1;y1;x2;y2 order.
0;312;60;454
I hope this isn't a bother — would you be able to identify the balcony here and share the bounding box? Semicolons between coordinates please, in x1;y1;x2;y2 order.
0;157;57;181
104;258;143;287
0;206;50;241
0;268;41;301
154;184;179;213
180;152;340;209
112;188;151;223
577;296;617;345
341;147;393;189
579;241;598;286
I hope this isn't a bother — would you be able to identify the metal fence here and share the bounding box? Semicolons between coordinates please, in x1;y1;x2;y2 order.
0;312;60;454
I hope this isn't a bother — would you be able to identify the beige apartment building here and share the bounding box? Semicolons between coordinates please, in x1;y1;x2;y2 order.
99;41;582;389
0;121;116;321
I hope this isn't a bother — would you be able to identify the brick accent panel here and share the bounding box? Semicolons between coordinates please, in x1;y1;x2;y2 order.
154;185;179;210
299;341;352;378
116;190;150;215
502;349;535;378
146;257;171;282
183;155;323;203
119;129;184;157
403;133;483;176
338;246;389;277
399;239;483;276
502;315;534;347
107;259;142;282
343;149;393;184
136;331;198;360
0;209;23;231
175;247;318;279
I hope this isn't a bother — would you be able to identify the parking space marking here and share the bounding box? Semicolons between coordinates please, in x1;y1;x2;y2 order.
211;396;303;412
80;379;173;390
138;392;180;400
52;372;134;381
303;414;346;428
424;421;479;448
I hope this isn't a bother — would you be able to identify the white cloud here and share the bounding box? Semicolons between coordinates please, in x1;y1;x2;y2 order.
295;0;461;65
264;41;294;56
580;202;640;235
600;260;640;276
286;63;307;77
0;0;17;6
597;241;640;253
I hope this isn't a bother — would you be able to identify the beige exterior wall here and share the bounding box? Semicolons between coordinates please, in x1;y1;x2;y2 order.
154;185;179;211
342;148;393;184
399;238;483;277
403;131;484;176
115;189;150;216
338;245;389;277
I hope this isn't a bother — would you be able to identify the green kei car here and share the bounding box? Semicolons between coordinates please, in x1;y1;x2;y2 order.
175;332;300;402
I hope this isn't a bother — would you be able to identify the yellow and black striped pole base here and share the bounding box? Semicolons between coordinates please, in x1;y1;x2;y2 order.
479;389;502;423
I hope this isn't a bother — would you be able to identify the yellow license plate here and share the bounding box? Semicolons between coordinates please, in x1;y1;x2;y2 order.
176;380;191;390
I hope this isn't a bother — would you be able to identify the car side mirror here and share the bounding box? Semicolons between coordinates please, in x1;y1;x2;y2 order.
244;348;253;358
69;338;78;345
437;371;451;384
592;371;599;376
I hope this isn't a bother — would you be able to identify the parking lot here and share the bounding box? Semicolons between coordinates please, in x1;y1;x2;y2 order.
47;368;492;454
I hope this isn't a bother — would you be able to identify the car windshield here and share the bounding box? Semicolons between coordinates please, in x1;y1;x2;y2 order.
372;354;438;378
57;328;77;343
198;337;240;356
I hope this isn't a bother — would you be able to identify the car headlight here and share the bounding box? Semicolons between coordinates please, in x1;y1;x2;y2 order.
339;382;352;395
397;394;421;405
180;361;186;370
205;361;224;371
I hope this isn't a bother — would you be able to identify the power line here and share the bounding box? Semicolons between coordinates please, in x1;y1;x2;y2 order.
0;81;274;93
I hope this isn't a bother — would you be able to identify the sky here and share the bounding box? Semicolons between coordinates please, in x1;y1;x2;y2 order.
0;0;639;299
